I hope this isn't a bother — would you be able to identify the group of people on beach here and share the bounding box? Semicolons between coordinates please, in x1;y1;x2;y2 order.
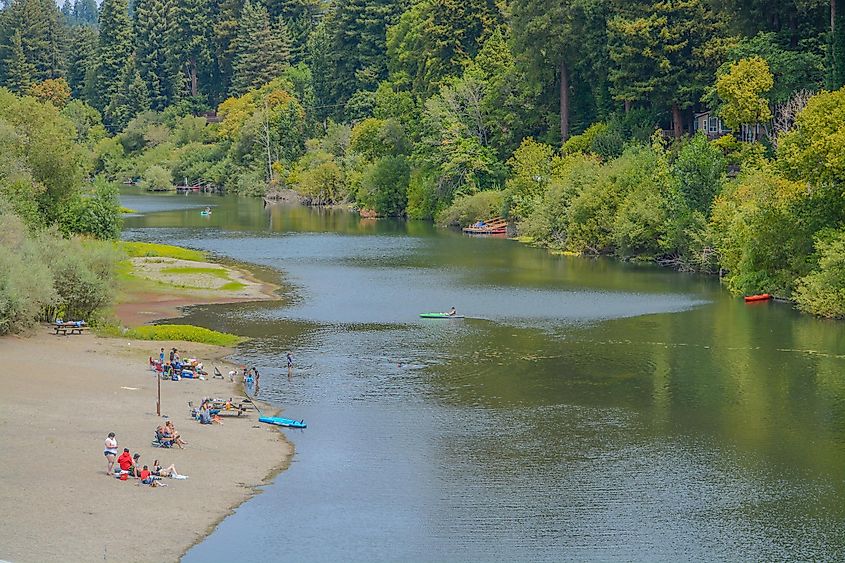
104;432;184;485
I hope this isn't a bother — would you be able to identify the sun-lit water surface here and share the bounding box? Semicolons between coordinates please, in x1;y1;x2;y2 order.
121;192;845;562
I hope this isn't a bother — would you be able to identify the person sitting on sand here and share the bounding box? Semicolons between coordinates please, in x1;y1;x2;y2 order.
165;421;187;448
116;448;133;474
139;465;154;485
131;453;142;478
152;459;180;478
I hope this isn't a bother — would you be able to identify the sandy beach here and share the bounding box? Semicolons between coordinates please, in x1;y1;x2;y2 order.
0;332;293;563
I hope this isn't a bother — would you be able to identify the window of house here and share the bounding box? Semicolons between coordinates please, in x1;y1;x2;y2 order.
708;116;718;133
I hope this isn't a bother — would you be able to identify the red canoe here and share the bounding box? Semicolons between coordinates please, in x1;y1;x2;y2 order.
744;293;772;302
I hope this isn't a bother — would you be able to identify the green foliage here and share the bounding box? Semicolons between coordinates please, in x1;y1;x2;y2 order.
710;168;824;296
230;0;292;96
357;155;410;215
121;241;206;261
778;87;845;188
122;324;244;346
608;0;724;134
134;0;179;111
724;33;824;104
140;164;173;191
58;178;123;239
289;146;346;204
0;88;84;222
716;56;773;131
0;211;57;334
386;0;502;97
0;206;123;333
96;0;134;111
794;229;845;318
436;189;503;227
673;133;725;213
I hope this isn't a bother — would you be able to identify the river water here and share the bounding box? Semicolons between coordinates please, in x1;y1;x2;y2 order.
121;192;845;562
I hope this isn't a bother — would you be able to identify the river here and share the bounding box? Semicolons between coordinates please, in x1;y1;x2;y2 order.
121;191;845;561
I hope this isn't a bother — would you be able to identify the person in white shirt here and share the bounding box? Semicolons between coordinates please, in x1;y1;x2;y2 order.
104;432;118;475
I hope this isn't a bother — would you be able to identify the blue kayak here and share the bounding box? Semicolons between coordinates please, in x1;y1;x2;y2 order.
259;416;307;429
419;312;465;319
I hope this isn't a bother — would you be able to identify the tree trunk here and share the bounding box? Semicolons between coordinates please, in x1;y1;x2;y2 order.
624;100;632;113
559;60;570;143
672;103;683;139
189;57;198;97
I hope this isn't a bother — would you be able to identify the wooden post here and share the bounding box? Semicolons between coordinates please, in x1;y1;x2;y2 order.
156;370;161;416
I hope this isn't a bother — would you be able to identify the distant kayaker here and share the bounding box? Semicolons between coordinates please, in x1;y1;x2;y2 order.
447;306;456;316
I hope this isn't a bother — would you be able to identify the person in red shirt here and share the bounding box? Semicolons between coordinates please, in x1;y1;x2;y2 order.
116;448;133;473
139;465;153;484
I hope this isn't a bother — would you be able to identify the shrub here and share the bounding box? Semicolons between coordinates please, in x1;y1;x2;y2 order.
436;190;504;227
140;165;173;192
59;179;123;240
793;229;845;318
0;214;57;334
673;133;725;213
357;156;410;216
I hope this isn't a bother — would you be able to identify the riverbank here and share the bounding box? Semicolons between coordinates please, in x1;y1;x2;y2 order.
115;243;282;326
0;332;293;562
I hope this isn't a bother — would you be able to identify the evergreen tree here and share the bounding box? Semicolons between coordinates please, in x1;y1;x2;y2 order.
66;24;96;99
60;0;73;22
135;0;177;110
73;0;99;26
105;58;150;131
230;0;291;95
322;0;405;120
511;0;600;143
0;0;66;86
608;0;724;138
168;0;211;98
3;29;35;92
208;0;242;100
831;0;845;88
263;0;321;63
96;0;133;111
387;0;502;97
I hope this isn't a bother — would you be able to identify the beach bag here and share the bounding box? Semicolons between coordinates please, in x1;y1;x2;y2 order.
119;474;129;481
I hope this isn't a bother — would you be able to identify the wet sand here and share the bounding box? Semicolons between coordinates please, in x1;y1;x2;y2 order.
0;332;292;562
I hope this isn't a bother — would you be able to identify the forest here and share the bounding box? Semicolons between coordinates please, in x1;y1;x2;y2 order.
1;0;845;319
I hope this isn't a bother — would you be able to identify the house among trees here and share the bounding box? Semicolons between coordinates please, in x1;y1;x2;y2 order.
692;110;730;140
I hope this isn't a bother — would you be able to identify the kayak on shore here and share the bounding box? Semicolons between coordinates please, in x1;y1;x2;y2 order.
744;293;772;303
259;416;307;429
419;313;465;319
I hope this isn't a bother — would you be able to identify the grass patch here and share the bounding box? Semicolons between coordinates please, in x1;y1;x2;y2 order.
220;281;246;291
122;324;243;346
160;266;230;279
120;241;206;262
119;206;138;214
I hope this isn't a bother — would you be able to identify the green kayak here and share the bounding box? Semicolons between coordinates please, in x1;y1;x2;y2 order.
419;313;465;319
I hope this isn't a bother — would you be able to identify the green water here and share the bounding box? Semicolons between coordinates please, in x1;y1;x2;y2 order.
121;192;845;561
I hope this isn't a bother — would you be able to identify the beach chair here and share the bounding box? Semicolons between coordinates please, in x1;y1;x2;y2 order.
152;430;174;448
213;366;224;379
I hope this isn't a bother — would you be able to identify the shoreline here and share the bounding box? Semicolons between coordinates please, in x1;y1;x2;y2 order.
0;331;294;563
0;249;296;562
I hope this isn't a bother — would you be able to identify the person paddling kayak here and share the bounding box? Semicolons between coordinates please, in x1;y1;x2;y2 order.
447;306;456;316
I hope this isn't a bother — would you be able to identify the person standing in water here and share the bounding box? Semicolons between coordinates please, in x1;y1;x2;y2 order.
286;353;294;378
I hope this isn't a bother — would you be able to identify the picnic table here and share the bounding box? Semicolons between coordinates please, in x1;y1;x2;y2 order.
53;322;89;335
